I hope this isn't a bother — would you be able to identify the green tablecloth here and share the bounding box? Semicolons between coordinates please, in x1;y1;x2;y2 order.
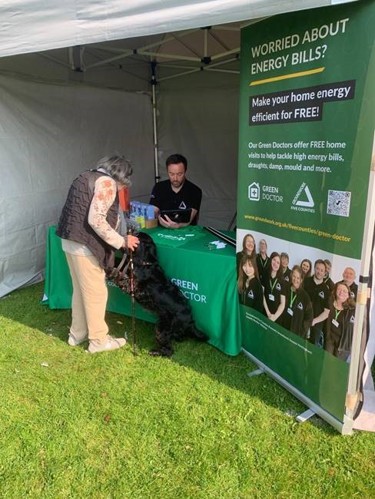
43;225;241;355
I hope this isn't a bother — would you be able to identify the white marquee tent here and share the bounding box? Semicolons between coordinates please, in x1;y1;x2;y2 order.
0;0;357;297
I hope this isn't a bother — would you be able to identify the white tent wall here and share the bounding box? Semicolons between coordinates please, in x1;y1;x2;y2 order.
0;75;154;297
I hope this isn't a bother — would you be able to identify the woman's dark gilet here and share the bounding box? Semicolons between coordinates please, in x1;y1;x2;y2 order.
56;170;119;270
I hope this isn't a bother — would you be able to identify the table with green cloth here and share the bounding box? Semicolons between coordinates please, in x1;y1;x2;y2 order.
43;225;241;356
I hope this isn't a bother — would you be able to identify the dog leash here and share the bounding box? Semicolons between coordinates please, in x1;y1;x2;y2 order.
129;249;137;356
107;248;137;354
109;251;131;279
114;249;137;356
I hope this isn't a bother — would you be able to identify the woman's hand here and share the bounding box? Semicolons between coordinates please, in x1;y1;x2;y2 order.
126;235;140;251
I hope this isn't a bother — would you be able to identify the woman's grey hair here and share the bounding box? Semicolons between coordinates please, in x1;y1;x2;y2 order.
96;155;133;187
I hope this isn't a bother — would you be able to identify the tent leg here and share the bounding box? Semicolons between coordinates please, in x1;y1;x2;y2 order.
247;367;264;378
151;61;160;183
296;408;315;423
228;211;236;230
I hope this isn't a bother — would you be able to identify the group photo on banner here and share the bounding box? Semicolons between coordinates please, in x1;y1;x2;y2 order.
236;0;374;433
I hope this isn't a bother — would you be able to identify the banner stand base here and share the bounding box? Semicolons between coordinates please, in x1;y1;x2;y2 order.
296;408;315;423
242;348;351;434
247;368;264;378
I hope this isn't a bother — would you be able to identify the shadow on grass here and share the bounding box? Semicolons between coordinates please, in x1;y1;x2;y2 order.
1;282;336;435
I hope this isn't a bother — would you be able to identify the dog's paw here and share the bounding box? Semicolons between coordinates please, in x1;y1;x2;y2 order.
149;348;173;357
194;329;208;342
149;349;163;357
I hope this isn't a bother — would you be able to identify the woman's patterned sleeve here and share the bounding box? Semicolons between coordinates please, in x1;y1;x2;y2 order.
88;176;124;249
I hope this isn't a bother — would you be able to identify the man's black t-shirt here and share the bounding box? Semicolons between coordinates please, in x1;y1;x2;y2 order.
150;179;202;225
303;276;330;317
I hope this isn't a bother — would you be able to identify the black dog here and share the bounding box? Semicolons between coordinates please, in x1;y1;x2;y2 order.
107;232;207;356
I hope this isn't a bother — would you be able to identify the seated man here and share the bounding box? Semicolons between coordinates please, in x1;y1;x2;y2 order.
150;153;202;229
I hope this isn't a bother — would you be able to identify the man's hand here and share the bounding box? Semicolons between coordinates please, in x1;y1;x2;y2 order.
158;214;182;229
127;234;140;251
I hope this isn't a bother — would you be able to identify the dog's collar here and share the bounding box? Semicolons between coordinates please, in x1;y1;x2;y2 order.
109;254;153;279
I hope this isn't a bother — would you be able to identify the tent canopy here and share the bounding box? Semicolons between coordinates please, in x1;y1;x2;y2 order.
0;1;354;59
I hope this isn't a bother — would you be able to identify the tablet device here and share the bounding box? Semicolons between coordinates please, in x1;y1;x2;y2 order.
160;209;192;223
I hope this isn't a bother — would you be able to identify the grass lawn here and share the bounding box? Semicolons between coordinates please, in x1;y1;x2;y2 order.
0;282;374;498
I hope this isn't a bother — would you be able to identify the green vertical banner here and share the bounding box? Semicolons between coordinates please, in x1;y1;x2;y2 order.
237;1;374;430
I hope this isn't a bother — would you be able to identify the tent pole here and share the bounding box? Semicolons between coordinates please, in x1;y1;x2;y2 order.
151;61;160;183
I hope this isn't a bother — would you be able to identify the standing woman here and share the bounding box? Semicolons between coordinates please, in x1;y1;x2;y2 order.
280;265;313;339
300;258;312;280
325;282;356;361
57;155;140;354
256;238;270;286
236;233;256;273
237;254;264;313
263;252;286;323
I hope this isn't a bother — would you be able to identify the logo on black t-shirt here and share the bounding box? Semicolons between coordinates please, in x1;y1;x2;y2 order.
179;201;187;209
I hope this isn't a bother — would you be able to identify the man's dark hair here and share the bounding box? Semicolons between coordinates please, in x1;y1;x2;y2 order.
166;153;188;171
314;259;326;268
